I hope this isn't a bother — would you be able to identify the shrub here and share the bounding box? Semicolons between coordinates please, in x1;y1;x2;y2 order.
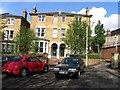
70;53;100;59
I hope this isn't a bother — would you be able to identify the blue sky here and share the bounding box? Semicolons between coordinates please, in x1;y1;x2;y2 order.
1;2;118;20
1;2;119;31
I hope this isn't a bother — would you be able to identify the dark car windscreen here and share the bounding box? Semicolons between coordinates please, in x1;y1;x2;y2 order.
61;58;80;64
9;57;22;62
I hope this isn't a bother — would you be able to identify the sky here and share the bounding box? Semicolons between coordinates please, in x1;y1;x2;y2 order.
0;2;120;33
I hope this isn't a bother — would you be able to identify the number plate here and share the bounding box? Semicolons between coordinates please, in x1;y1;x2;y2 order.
59;71;68;74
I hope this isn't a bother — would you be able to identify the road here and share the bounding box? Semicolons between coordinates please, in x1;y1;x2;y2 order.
2;62;120;89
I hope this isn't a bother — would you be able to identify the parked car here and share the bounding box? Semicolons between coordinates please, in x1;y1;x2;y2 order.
1;56;15;67
2;56;49;77
53;57;85;78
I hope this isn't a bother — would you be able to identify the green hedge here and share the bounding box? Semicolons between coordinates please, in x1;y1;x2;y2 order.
70;53;100;59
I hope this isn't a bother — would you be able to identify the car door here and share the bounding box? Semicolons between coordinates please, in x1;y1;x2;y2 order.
24;58;35;72
31;58;42;71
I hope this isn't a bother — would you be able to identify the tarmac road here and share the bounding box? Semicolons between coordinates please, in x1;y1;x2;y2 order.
2;61;120;89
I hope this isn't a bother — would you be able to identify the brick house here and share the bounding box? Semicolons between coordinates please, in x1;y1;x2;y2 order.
29;6;92;60
0;9;30;53
102;28;120;60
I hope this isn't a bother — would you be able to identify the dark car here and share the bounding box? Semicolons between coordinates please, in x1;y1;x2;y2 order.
2;56;49;77
53;57;85;78
1;56;15;67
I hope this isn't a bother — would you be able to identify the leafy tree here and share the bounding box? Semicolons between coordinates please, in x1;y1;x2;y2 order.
92;20;105;53
63;17;92;54
0;20;8;53
15;27;35;55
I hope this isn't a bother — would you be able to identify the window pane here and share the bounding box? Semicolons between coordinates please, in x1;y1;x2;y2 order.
10;31;14;38
38;16;41;22
62;16;66;22
53;28;57;38
54;15;58;22
40;42;43;52
41;28;45;37
61;28;66;37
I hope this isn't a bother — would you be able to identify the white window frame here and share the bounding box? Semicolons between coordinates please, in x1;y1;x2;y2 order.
37;15;46;22
6;18;14;25
38;41;48;53
52;27;58;38
62;15;66;23
53;15;58;22
4;29;14;40
36;26;46;38
61;27;66;38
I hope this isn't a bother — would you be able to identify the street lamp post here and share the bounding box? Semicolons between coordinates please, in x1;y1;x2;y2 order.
85;7;89;67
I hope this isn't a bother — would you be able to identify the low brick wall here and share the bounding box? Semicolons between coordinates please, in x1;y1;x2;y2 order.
83;59;100;66
49;58;100;66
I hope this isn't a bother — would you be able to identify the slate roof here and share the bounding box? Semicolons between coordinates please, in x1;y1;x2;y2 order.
29;12;92;17
1;13;23;19
111;28;120;36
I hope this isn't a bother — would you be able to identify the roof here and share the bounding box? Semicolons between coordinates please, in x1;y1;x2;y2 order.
29;12;92;17
0;13;23;19
111;28;120;36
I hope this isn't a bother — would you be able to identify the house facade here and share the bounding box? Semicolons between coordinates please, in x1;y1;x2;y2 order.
0;9;30;53
30;6;92;59
102;29;120;60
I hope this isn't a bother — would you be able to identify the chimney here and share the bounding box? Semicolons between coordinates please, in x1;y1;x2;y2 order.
107;29;111;36
23;9;27;20
33;5;37;13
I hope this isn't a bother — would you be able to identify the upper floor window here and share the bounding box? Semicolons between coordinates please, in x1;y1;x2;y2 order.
53;15;58;22
4;29;14;40
6;18;14;25
62;15;66;23
74;16;82;22
61;28;66;38
38;15;46;22
53;28;58;38
36;27;46;38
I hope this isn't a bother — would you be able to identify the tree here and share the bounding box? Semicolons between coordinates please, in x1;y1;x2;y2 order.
92;20;105;53
63;17;92;54
15;27;35;55
0;20;8;53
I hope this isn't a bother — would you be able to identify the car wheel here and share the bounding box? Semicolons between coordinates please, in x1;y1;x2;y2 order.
76;71;81;78
44;66;48;73
20;68;27;77
55;74;59;79
6;73;11;77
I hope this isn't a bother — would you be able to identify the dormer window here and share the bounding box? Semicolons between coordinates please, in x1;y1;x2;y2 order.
6;18;14;25
38;15;46;22
62;15;66;23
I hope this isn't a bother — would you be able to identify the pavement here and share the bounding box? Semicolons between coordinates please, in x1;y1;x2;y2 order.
106;68;120;78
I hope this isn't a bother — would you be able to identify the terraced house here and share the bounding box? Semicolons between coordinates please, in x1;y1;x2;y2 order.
1;9;30;53
30;6;92;60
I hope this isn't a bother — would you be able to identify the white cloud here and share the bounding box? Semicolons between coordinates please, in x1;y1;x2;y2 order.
72;7;119;34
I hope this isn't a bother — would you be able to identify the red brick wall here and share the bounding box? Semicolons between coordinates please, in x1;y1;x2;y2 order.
102;45;120;60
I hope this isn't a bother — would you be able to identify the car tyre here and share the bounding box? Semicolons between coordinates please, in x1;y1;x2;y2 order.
44;66;48;73
76;71;81;78
55;74;59;79
6;73;11;77
20;68;27;77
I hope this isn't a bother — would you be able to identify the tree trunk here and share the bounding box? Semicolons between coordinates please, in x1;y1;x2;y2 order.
97;44;100;53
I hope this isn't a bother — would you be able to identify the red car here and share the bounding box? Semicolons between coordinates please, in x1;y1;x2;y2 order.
2;56;49;77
